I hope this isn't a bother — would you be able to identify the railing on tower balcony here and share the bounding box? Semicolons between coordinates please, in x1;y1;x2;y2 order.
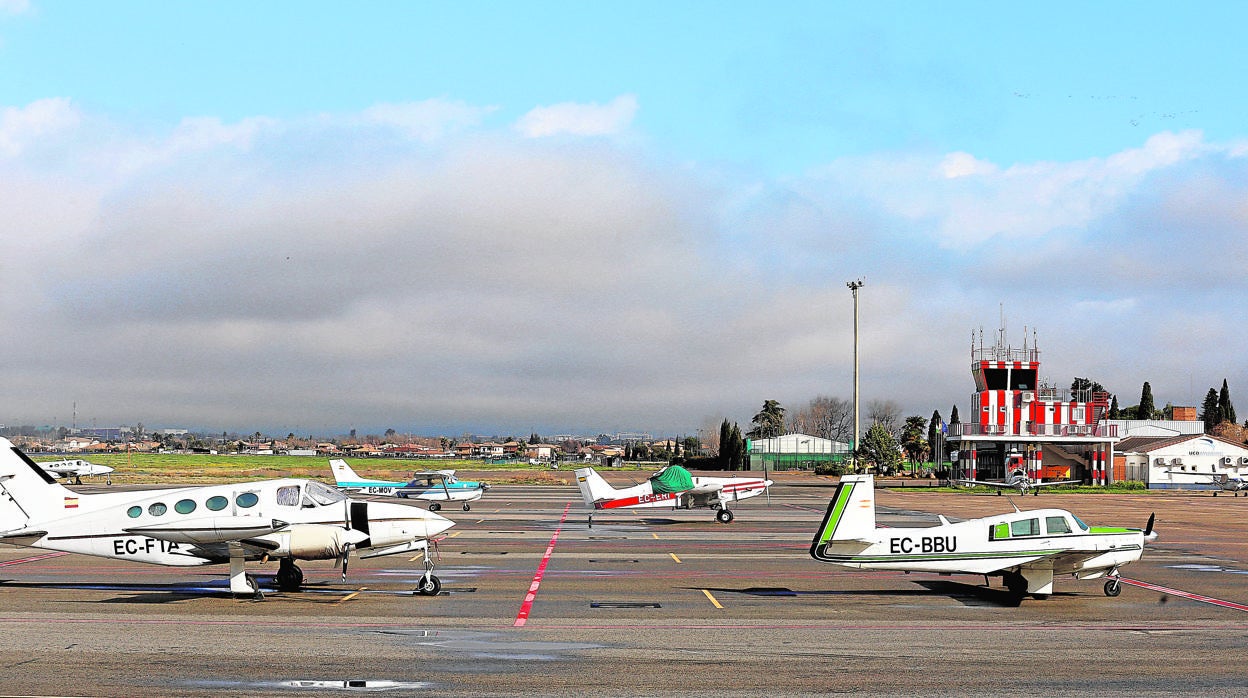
945;422;1119;438
971;345;1040;363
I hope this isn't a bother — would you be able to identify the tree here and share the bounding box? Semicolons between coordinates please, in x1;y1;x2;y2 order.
1108;395;1121;420
901;415;929;467
867;399;903;439
857;423;902;473
1202;388;1222;433
927;410;943;463
1071;377;1106;398
787;396;853;442
1138;382;1156;420
747;400;786;440
1219;379;1236;426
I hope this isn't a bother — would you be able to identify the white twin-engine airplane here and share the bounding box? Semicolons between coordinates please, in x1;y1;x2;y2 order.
957;469;1082;496
0;438;454;599
329;459;489;511
574;464;772;524
810;474;1155;601
36;458;114;485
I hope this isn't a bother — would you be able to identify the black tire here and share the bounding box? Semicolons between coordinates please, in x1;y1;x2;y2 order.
246;573;264;600
429;502;441;512
462;503;471;511
416;574;442;596
1104;579;1122;597
716;508;733;523
276;561;304;592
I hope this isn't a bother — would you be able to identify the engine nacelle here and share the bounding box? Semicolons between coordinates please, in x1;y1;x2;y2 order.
271;524;355;560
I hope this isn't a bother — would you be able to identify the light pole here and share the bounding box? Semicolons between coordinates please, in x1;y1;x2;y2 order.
847;279;864;471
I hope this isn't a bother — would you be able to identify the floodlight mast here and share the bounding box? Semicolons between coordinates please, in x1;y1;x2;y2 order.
847;279;864;471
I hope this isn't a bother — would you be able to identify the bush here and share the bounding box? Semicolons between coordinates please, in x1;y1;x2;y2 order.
815;461;847;476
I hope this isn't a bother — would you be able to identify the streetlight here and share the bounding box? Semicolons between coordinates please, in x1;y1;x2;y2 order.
847;279;865;471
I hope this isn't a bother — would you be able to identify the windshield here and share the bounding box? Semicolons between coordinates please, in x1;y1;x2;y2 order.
1071;514;1090;532
303;480;347;506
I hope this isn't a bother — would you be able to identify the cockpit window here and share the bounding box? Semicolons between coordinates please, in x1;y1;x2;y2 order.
303;480;347;506
1072;515;1090;532
275;485;301;507
1046;516;1072;535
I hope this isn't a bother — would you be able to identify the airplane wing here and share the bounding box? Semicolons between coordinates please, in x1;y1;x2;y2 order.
956;479;1014;489
1031;479;1082;488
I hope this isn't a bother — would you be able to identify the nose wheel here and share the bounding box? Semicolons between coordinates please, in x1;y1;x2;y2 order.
1104;577;1122;597
715;508;734;523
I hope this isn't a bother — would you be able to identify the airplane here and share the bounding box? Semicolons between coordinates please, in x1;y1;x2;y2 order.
810;474;1155;601
574;464;772;525
329;459;490;511
35;458;114;485
957;451;1079;495
1164;470;1248;496
0;437;453;600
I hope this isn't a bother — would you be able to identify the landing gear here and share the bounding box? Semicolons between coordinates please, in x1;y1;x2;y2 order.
416;574;442;596
276;558;304;592
244;573;264;601
1104;578;1122;597
462;503;471;511
1004;572;1027;597
716;508;734;524
428;502;441;512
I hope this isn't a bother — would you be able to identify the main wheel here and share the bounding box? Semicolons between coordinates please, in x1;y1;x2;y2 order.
716;508;734;523
1104;579;1122;597
276;561;304;592
1004;572;1027;596
428;502;441;512
416;574;442;596
462;503;471;511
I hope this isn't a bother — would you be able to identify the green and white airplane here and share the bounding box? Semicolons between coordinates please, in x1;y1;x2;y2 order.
809;474;1155;601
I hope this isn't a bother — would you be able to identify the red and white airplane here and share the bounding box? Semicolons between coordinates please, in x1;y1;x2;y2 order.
574;464;771;524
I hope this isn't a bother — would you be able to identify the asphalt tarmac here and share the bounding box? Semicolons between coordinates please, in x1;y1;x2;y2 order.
2;476;1248;696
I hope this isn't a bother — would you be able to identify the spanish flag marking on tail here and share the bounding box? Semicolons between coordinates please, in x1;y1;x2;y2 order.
64;497;78;509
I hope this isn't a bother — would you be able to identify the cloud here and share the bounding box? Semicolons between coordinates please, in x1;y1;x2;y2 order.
0;0;30;16
515;94;638;138
2;99;1247;435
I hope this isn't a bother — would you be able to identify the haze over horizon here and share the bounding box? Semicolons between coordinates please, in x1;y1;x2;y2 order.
2;2;1246;437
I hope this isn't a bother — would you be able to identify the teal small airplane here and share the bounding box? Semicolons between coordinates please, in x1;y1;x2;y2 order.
810;474;1155;601
329;459;489;511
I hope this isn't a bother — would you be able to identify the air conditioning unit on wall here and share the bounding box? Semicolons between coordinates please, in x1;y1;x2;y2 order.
1154;457;1166;466
1170;458;1183;465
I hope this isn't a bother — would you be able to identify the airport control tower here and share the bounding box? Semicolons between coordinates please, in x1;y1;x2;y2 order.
946;326;1118;485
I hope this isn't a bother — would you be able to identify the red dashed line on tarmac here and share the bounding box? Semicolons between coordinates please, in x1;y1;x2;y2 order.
1120;577;1248;612
514;501;571;627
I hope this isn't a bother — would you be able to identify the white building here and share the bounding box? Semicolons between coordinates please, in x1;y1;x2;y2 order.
1117;433;1248;490
748;432;850;471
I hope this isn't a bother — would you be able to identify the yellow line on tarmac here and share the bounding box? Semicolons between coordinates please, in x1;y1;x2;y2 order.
448;531;462;538
702;589;724;609
670;553;682;563
652;533;659;540
336;588;367;604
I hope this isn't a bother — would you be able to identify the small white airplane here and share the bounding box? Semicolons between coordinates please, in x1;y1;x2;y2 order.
574;464;772;525
1164;470;1248;496
810;474;1155;601
957;451;1079;495
0;438;453;599
958;469;1081;496
329;459;490;511
36;458;114;485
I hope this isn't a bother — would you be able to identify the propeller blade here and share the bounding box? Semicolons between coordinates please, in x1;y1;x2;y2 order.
340;542;353;582
1144;512;1156;539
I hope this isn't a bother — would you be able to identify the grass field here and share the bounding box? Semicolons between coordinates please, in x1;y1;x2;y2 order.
32;453;658;485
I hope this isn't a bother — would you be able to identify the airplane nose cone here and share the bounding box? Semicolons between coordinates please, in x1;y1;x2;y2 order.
424;510;455;537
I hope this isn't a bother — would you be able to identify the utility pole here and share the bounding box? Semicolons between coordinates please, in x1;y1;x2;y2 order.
847;279;864;471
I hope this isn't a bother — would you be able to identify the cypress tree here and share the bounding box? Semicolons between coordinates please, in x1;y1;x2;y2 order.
1139;382;1156;420
1219;379;1236;425
1202;388;1221;433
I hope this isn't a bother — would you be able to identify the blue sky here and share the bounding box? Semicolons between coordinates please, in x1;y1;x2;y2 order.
1;1;1246;436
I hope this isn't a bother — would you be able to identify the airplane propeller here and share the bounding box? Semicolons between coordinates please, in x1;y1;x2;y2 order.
1143;513;1157;542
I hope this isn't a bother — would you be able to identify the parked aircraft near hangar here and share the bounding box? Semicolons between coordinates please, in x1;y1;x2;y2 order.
575;464;771;525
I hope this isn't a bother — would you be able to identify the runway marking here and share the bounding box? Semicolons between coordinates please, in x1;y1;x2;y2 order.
0;552;68;567
702;589;724;609
652;533;659;540
335;588;367;604
1121;577;1248;612
448;531;462;538
514;501;571;628
670;553;682;564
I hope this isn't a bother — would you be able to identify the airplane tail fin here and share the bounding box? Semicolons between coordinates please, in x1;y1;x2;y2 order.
329;459;380;486
0;438;78;532
809;474;877;558
574;467;617;505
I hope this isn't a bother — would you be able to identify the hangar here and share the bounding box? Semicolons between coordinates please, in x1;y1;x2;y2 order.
1118;433;1248;490
747;432;851;471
